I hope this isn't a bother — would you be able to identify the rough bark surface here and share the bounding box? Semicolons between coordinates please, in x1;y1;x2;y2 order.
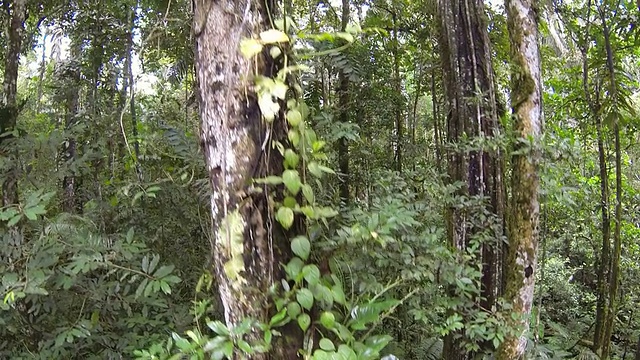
436;0;503;357
1;0;27;208
194;0;303;358
0;0;27;267
600;11;622;360
497;0;542;357
337;0;350;203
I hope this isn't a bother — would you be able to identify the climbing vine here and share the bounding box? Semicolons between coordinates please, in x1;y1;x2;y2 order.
134;14;399;360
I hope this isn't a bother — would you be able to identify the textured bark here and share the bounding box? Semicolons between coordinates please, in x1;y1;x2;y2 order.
391;12;403;173
600;11;622;359
0;0;27;267
337;0;350;203
578;7;611;351
436;0;503;357
194;0;303;358
1;0;27;209
497;0;542;357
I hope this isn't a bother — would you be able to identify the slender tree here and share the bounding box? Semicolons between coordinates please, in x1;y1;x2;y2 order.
337;0;350;203
193;0;303;357
1;0;27;208
497;0;542;356
600;7;623;359
1;0;28;265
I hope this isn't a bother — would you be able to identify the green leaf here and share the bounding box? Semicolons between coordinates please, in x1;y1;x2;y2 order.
301;184;314;204
270;308;287;326
283;196;297;208
260;29;290;43
320;311;335;329
149;254;160;274
337;344;357;360
336;32;354;42
207;320;230;335
296;288;314;310
282;169;301;195
291;236;311;260
319;338;335;351
365;335;393;353
276;207;294;229
142;255;149;273
288;130;300;147
308;161;323;178
287;301;302;318
297;313;311;331
284;149;299;169
287;109;302;127
237;339;253;354
285;257;304;280
302;264;320;286
240;38;263;58
153;265;174;278
24;205;46;220
135;278;149;298
7;214;22;227
255;175;283;185
160;281;171;294
331;283;346;305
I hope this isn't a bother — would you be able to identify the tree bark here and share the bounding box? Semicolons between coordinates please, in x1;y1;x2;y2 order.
497;0;542;357
1;0;27;208
578;5;611;352
337;0;350;203
0;0;27;266
194;0;303;358
600;9;622;359
392;12;403;172
436;0;503;357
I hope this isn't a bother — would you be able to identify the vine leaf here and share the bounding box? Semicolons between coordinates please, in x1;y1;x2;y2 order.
291;236;311;260
276;207;294;229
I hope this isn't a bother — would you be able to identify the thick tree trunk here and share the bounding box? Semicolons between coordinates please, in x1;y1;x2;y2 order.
497;0;542;357
337;0;350;203
437;0;503;357
194;0;303;358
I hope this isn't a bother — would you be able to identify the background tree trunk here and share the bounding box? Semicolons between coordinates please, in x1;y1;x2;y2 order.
497;0;542;357
193;0;303;358
0;0;28;267
337;0;350;203
437;0;503;357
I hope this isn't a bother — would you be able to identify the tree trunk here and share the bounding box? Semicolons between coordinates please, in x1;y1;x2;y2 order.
337;0;350;203
0;0;27;266
127;2;142;181
437;0;503;357
194;0;303;358
497;0;542;357
600;10;622;359
1;0;27;208
578;5;611;351
392;12;403;173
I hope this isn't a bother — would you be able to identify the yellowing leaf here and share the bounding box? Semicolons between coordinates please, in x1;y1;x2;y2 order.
260;29;289;44
240;39;263;58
